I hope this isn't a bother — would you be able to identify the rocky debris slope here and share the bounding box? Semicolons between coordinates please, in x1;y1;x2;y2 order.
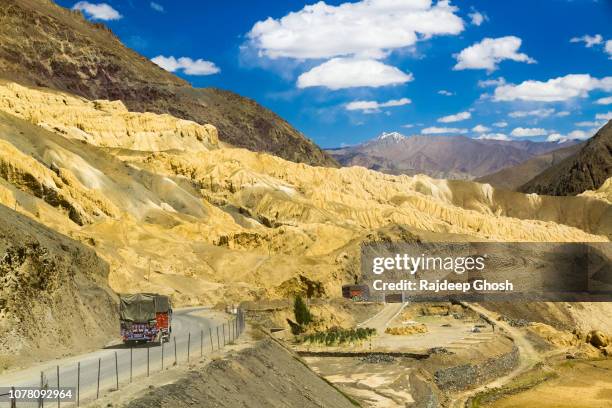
520;120;612;196
0;0;337;167
0;203;117;370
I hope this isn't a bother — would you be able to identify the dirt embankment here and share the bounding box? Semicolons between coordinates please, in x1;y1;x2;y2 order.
429;343;519;391
124;338;358;408
0;204;117;371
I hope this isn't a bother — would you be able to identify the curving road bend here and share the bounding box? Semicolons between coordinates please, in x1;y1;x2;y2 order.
0;307;230;405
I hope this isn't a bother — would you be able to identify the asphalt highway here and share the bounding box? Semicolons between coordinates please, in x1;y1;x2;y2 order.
0;307;232;406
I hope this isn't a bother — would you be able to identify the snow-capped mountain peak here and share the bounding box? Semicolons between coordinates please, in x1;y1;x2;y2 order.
376;132;406;142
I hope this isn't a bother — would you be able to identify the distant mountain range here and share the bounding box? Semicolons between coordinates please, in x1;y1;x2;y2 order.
326;132;579;180
519;120;612;196
0;0;337;167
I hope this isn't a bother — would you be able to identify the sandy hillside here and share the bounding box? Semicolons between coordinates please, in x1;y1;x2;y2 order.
0;81;611;361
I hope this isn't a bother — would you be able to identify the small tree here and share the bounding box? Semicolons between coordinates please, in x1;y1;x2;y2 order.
294;295;312;326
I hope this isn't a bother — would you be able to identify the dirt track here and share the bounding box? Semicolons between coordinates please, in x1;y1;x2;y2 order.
449;303;539;408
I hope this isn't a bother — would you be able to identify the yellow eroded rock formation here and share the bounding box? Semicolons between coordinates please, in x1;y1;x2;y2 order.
0;82;609;317
0;81;218;151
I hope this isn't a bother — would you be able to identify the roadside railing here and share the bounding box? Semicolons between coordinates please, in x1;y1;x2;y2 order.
0;310;246;407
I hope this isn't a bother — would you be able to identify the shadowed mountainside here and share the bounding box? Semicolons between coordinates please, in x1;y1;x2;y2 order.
520;121;612;196
477;142;583;191
0;0;337;167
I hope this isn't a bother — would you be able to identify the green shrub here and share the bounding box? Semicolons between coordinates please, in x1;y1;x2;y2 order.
294;296;312;326
302;326;376;346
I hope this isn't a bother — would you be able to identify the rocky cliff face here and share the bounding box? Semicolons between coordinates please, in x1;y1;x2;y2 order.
0;0;337;167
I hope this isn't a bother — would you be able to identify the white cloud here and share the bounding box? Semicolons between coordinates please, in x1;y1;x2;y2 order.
478;77;506;88
546;130;590;143
247;0;464;60
151;56;220;76
596;96;612;105
510;127;548;137
438;90;454;96
421;126;468;135
472;124;490;133
575;120;605;127
468;11;487;26
509;108;555;118
493;74;612;102
570;34;603;48
493;121;508;128
402;124;414;128
476;133;509;141
567;130;590;139
509;109;570;118
578;37;612;59
596;111;612;120
346;97;411;113
72;2;121;20
150;2;164;12
453;36;535;71
297;58;413;90
437;111;471;123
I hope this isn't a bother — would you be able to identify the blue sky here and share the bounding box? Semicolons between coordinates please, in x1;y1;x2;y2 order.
61;0;612;147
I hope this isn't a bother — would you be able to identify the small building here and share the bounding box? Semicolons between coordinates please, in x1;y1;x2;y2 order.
342;284;370;301
384;293;405;303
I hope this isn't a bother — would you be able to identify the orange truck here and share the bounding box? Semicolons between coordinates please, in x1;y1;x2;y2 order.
119;293;172;344
342;284;370;301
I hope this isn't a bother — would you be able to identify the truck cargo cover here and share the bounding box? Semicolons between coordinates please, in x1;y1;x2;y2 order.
120;294;155;322
148;293;171;313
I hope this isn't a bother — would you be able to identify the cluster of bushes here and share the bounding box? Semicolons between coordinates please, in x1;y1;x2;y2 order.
302;327;376;346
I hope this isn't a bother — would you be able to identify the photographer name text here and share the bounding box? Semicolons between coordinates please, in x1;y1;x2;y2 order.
372;279;514;293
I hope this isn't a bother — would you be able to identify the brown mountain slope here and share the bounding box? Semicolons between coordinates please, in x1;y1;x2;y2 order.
0;0;337;167
326;132;572;179
477;142;583;190
520;121;612;195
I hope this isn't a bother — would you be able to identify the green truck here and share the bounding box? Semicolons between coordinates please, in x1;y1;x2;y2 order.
119;293;172;344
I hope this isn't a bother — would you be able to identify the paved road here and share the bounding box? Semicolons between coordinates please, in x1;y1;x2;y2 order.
0;307;232;406
357;302;407;333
